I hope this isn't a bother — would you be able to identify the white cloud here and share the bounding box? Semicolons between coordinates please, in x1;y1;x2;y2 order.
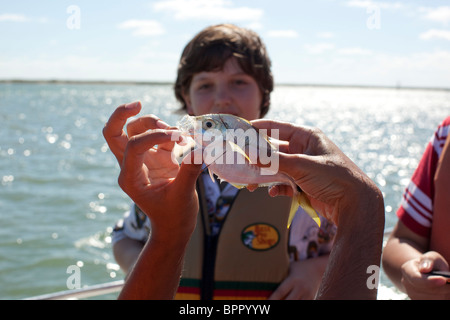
420;6;450;25
373;50;450;82
345;1;404;10
317;32;334;39
117;20;165;37
0;13;48;23
284;49;450;87
153;0;263;22
419;29;450;41
0;13;28;22
338;47;372;55
245;22;263;31
304;43;334;54
299;42;372;57
0;53;178;82
267;30;298;38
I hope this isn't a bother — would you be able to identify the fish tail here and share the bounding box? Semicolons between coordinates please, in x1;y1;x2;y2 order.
288;192;321;228
288;197;300;228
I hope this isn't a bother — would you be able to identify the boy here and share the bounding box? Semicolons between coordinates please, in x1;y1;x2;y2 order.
110;24;335;299
382;116;450;299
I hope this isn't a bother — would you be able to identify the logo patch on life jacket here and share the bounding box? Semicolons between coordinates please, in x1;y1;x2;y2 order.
241;223;280;251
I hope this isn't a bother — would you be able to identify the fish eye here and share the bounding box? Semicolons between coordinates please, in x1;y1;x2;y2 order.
203;120;215;130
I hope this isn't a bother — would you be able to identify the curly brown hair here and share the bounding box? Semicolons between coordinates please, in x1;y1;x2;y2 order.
174;24;273;117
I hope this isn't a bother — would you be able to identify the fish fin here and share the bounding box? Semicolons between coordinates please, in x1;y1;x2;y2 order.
246;119;276;151
229;182;245;189
227;140;252;164
266;137;277;150
246;184;259;192
207;168;215;183
296;192;321;227
288;197;300;228
234;116;253;127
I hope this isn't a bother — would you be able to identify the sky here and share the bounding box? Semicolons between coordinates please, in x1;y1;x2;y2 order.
1;0;450;88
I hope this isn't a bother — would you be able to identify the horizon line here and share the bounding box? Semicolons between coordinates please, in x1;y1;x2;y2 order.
1;79;449;91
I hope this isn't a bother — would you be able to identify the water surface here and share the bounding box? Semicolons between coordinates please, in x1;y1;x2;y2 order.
1;83;448;299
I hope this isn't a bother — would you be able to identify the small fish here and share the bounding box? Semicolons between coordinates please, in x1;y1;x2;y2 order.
176;114;321;227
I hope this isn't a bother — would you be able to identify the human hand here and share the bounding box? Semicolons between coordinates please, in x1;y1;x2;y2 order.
401;251;450;300
251;119;382;226
103;102;202;241
252;119;384;299
268;258;326;300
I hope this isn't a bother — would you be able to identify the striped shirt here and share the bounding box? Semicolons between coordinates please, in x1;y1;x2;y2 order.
397;116;450;237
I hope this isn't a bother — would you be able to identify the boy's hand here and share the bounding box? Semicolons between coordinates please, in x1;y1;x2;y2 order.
401;251;450;300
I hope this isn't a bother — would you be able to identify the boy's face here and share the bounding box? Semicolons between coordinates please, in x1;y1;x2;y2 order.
183;57;263;120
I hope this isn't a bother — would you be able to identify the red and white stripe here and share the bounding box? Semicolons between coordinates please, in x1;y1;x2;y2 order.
397;116;450;237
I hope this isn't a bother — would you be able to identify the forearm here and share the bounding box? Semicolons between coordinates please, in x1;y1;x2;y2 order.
382;237;423;292
381;218;430;293
306;254;330;297
118;233;190;300
316;185;385;300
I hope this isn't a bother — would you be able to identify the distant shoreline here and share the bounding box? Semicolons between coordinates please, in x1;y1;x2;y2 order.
0;79;173;86
1;79;449;91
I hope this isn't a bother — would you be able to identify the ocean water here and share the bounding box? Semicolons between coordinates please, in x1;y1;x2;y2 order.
0;83;448;300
